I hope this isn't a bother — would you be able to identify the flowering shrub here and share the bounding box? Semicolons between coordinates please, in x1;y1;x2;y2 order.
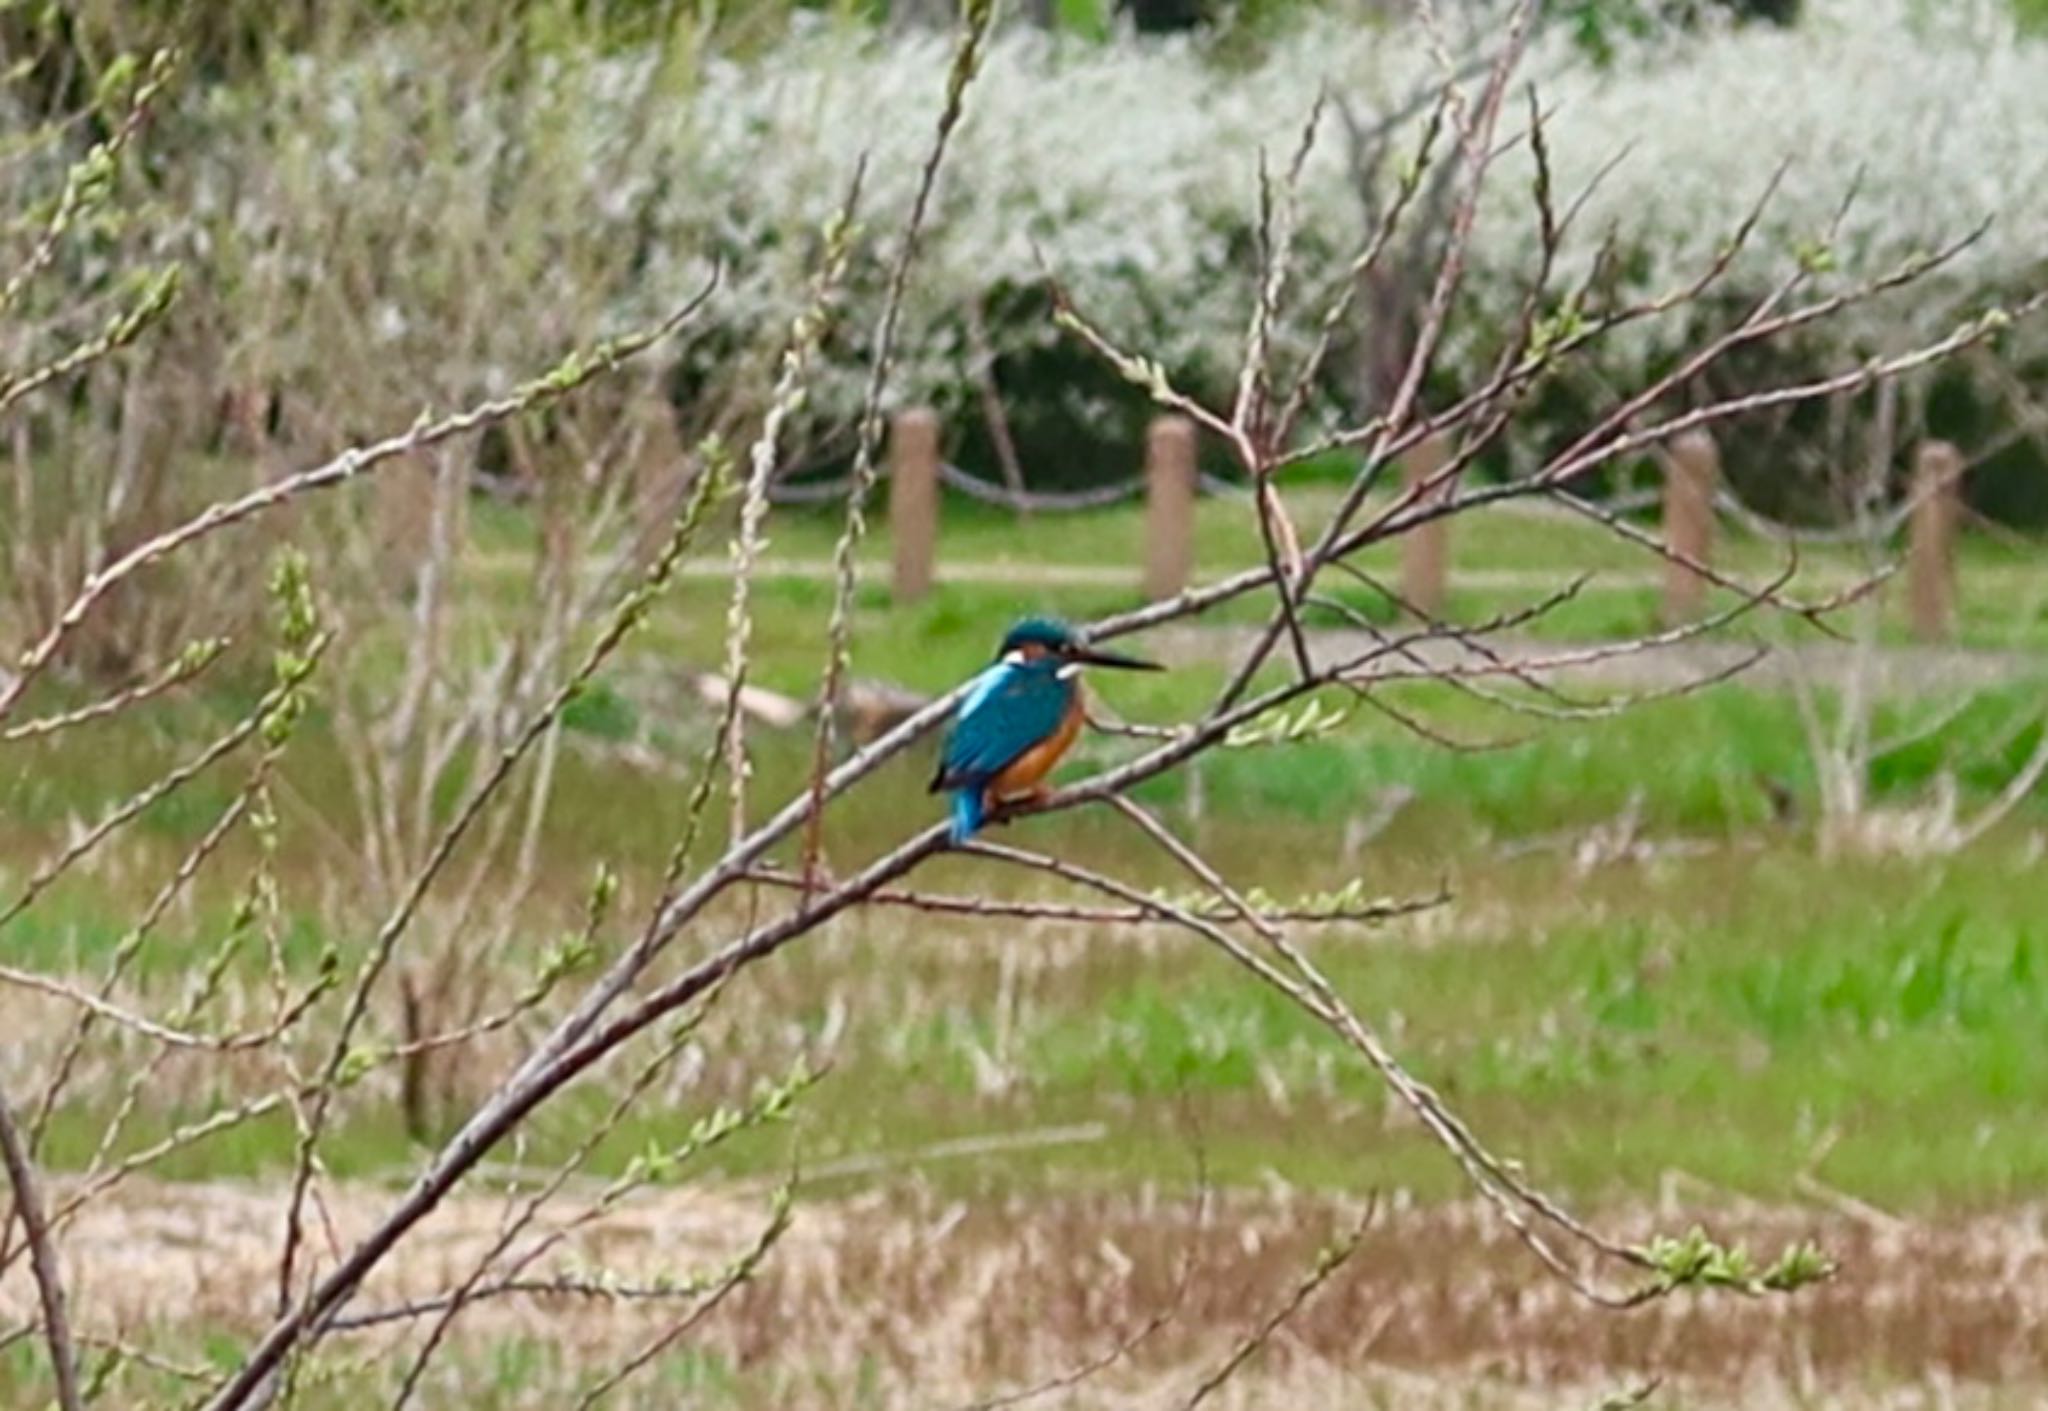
66;0;2048;495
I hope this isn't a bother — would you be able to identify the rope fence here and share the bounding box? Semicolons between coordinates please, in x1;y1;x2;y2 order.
766;459;1240;509
736;407;1998;642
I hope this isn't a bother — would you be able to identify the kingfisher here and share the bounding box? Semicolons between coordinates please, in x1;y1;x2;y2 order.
931;617;1161;845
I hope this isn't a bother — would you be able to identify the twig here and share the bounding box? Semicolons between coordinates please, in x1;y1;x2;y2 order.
965;294;1031;513
1180;1197;1377;1410
799;0;997;889
379;1009;749;1410
0;634;329;933
568;1191;792;1411
0;51;176;322
1102;797;1657;1304
743;867;1444;928
328;1271;757;1333
724;169;865;841
1275;89;1448;447
0;638;226;742
0;1086;81;1411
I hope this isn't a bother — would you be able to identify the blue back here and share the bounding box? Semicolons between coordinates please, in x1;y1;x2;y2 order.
938;657;1072;790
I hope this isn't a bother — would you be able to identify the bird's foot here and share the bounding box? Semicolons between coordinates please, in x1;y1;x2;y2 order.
989;786;1051;828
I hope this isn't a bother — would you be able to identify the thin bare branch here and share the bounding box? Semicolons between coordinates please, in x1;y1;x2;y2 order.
0;1086;81;1411
799;0;998;888
0;633;329;934
568;1191;792;1411
724;169;865;841
744;866;1445;928
0;638;227;742
1181;1197;1377;1410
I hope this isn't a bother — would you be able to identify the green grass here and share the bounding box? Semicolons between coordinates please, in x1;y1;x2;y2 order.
6;491;2048;1221
12;650;2041;920
6;497;2048;1409
597;489;2048;651
11;689;2048;1215
484;836;2028;1219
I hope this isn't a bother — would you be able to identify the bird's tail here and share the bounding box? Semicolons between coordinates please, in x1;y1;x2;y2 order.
948;787;985;845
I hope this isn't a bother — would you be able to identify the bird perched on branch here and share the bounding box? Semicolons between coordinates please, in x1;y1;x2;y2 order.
931;617;1161;844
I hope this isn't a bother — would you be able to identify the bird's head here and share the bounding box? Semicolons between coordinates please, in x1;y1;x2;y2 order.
996;616;1161;672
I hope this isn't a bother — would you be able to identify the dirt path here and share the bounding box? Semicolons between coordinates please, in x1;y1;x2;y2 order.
1148;623;2044;697
9;1177;2046;1406
654;556;2044;695
663;557;1712;594
474;548;2044;696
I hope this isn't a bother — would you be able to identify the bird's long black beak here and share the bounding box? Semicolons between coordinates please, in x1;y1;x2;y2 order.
1070;644;1163;671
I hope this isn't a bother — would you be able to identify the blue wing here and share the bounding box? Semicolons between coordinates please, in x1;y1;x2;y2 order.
932;661;1071;791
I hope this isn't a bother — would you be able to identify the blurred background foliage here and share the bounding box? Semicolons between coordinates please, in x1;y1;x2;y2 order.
2;0;1811;107
1;0;2043;563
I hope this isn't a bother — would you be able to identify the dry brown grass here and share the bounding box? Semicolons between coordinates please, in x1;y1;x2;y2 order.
7;1177;2047;1407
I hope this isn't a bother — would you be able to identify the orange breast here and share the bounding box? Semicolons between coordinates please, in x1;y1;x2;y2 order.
989;690;1085;799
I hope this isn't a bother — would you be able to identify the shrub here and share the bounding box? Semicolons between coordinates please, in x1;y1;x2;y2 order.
16;0;2048;512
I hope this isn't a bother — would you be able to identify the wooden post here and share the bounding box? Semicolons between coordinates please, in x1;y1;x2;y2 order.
1909;440;1963;643
1142;414;1196;601
1662;429;1719;624
1399;433;1453;617
890;407;940;603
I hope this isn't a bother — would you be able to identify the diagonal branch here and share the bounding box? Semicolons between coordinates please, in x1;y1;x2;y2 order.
0;1086;80;1411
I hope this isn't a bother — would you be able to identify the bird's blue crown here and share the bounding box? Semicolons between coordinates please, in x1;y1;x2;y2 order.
998;616;1079;657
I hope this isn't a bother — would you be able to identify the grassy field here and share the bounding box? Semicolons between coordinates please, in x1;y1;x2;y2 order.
12;687;2048;1207
3;489;2047;1407
699;488;2048;652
